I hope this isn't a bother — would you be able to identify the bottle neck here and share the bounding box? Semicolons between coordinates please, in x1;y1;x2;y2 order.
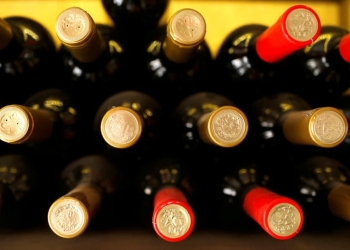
0;18;13;50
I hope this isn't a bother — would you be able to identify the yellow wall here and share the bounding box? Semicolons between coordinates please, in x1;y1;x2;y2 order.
0;0;347;57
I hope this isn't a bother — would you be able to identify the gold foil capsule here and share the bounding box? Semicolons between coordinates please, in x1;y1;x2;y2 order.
100;106;143;149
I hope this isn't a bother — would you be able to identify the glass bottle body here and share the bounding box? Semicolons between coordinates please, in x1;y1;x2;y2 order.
141;25;214;112
289;26;350;106
0;17;58;106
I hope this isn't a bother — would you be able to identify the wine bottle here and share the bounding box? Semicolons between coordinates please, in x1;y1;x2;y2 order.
140;8;214;112
54;7;127;126
277;155;350;227
47;154;121;238
94;90;163;160
0;153;48;228
170;92;249;156
288;26;350;107
101;0;169;44
0;88;83;160
0;16;58;106
137;155;195;242
247;92;348;153
211;151;304;240
214;5;321;107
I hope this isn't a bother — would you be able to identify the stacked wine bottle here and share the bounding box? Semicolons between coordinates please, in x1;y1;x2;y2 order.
0;1;350;244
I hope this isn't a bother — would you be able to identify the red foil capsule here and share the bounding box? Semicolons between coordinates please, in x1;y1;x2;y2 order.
243;187;304;240
152;187;195;242
339;33;350;63
256;4;321;63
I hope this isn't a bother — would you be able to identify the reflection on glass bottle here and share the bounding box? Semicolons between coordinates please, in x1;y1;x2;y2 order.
47;154;121;238
141;8;214;112
280;155;350;228
289;26;350;107
211;151;304;240
138;155;195;242
0;16;58;106
0;88;82;159
247;92;348;152
171;92;248;155
101;0;169;44
214;5;321;107
0;153;46;228
94;90;163;160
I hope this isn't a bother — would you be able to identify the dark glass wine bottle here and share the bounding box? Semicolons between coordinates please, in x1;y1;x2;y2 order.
137;155;195;242
0;153;49;229
214;5;321;107
212;152;304;240
288;26;350;107
247;92;348;154
0;88;82;160
276;155;350;228
0;16;58;106
55;7;127;128
47;154;122;238
140;8;214;112
94;90;163;161
170;92;249;156
101;0;169;44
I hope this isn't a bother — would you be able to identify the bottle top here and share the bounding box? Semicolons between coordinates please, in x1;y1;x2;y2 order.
55;7;105;63
256;4;321;63
243;187;304;240
267;202;303;239
0;105;31;144
339;33;350;63
198;106;249;147
282;107;348;148
308;108;348;147
47;196;89;239
0;18;13;50
100;106;143;149
164;8;206;63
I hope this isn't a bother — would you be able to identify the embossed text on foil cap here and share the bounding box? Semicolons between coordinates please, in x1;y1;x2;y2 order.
100;107;143;149
56;7;93;46
155;204;191;239
48;197;89;239
165;8;206;63
198;106;248;147
0;105;30;143
310;108;347;146
285;7;319;42
268;203;302;237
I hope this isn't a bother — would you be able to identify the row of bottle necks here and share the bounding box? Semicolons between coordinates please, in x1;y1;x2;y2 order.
1;148;350;242
1;4;350;114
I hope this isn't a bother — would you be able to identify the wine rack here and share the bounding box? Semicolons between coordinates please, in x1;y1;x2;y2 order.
1;1;350;249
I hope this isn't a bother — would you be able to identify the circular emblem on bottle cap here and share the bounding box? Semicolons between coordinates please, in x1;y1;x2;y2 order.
209;106;248;147
48;197;88;238
285;7;319;42
268;203;301;237
312;109;347;146
0;105;30;143
169;8;206;45
156;204;191;239
101;107;142;149
56;7;92;44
